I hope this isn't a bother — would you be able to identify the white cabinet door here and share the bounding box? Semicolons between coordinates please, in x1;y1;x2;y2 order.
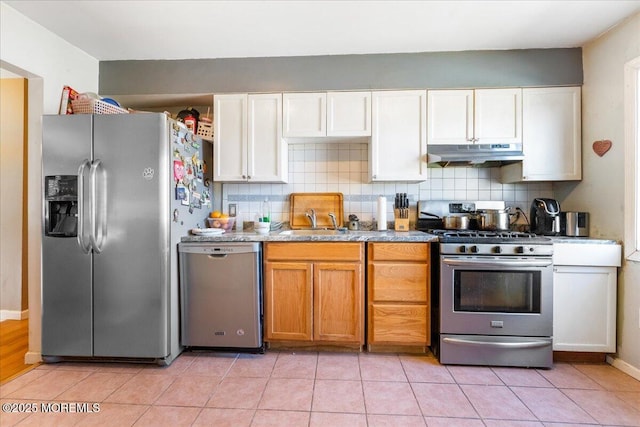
327;91;371;137
553;266;617;352
214;94;248;181
283;93;326;137
522;87;581;181
248;93;287;182
427;90;473;145
427;88;522;146
370;90;427;182
215;93;287;183
474;88;522;144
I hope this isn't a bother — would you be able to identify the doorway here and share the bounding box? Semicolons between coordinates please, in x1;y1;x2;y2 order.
0;74;32;381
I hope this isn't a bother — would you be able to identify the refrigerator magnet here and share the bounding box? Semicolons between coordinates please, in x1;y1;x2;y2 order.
181;188;190;206
176;184;187;201
173;160;185;182
192;192;202;209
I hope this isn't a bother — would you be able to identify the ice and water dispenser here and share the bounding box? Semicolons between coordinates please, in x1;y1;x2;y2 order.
44;175;78;237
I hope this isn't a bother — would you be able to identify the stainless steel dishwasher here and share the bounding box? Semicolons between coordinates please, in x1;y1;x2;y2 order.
178;242;263;352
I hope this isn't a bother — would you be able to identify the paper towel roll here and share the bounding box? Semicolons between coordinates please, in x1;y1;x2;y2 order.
377;196;387;231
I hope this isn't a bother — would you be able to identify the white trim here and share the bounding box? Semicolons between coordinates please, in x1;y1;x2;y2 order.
24;351;42;365
0;309;29;321
624;56;640;261
607;355;640;381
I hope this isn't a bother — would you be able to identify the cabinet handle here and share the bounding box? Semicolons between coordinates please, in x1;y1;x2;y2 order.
242;175;246;179
247;175;251;179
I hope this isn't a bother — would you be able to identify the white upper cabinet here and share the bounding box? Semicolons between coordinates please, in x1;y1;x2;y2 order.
370;90;428;182
327;91;371;137
501;86;581;182
283;91;372;138
214;94;247;182
427;88;522;145
214;93;287;183
283;92;326;137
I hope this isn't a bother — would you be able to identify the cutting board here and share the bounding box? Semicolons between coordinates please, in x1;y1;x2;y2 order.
289;193;344;229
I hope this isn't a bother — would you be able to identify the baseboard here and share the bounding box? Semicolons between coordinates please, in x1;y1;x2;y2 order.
24;351;42;365
607;355;640;381
0;309;29;321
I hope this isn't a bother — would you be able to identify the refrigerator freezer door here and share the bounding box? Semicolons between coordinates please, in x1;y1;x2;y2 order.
92;114;170;358
42;115;94;357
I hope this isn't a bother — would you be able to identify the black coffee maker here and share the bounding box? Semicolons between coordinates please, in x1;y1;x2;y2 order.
530;198;561;235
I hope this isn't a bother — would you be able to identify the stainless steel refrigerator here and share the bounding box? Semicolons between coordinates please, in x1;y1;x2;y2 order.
42;113;210;365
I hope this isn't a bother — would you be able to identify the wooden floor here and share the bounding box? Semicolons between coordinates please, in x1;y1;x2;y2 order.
0;318;32;383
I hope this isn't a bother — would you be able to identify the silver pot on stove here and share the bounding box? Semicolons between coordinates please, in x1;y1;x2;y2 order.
443;214;471;230
476;208;516;231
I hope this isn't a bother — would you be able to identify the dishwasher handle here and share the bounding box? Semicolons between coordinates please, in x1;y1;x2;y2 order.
208;254;228;259
178;242;261;255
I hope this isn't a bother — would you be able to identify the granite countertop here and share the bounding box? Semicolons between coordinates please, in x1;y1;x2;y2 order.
182;229;438;243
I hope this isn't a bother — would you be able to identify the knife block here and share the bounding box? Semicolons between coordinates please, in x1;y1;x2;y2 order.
394;209;410;232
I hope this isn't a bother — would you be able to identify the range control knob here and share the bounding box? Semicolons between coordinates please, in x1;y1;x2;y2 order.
515;246;525;254
493;246;502;254
459;245;466;253
470;245;479;253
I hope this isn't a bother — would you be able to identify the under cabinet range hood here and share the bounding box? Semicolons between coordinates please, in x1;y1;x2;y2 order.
427;142;524;165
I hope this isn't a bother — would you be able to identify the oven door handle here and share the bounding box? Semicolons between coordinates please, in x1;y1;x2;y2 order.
442;337;551;349
442;258;552;268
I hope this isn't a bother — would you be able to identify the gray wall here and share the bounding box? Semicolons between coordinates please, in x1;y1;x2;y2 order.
99;48;582;96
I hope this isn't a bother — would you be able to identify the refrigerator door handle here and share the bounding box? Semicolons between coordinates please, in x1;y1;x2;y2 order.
89;159;106;253
77;159;92;253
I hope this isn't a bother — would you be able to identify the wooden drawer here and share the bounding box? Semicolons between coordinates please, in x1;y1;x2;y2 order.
369;263;428;302
265;242;363;262
368;243;429;262
368;304;429;344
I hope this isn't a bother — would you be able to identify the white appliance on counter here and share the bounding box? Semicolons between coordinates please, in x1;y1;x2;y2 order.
42;113;209;365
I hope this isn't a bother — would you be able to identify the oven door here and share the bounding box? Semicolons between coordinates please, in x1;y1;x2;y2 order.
440;255;553;337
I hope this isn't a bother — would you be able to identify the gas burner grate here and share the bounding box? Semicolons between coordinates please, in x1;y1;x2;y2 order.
428;229;540;238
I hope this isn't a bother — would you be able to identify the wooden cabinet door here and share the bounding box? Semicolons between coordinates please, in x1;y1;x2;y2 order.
327;91;371;137
213;94;248;181
283;92;326;137
264;261;313;341
474;88;522;144
371;90;427;182
369;304;428;344
247;93;287;182
313;262;363;343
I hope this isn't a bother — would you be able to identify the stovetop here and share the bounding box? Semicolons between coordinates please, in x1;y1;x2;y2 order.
427;229;552;245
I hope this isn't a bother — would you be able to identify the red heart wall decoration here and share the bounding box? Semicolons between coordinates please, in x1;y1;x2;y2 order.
593;140;612;157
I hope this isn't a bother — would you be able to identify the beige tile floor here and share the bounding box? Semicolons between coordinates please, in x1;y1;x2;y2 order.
1;351;639;426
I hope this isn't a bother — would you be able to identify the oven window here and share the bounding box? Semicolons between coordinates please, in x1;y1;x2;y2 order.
453;270;541;314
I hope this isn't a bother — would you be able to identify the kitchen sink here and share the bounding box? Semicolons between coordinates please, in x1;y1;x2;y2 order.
279;229;347;236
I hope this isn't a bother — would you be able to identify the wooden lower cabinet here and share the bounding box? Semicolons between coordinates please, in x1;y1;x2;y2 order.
367;243;430;348
264;262;313;341
264;243;364;345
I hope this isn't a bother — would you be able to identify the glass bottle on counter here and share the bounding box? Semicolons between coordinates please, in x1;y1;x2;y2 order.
261;198;271;223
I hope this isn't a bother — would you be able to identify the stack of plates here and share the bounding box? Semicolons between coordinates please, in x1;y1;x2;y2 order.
191;228;225;236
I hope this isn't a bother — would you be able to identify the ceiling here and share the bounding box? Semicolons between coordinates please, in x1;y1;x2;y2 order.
4;0;640;61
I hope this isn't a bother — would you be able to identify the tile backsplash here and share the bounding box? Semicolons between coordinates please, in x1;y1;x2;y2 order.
221;142;553;225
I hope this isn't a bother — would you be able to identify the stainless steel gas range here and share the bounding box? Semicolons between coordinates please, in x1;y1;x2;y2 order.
418;201;554;368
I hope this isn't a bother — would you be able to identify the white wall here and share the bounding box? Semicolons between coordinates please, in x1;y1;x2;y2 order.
0;1;99;362
556;12;640;373
0;78;26;319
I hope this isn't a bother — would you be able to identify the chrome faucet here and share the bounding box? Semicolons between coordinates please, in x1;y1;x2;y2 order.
328;212;338;230
305;209;317;228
